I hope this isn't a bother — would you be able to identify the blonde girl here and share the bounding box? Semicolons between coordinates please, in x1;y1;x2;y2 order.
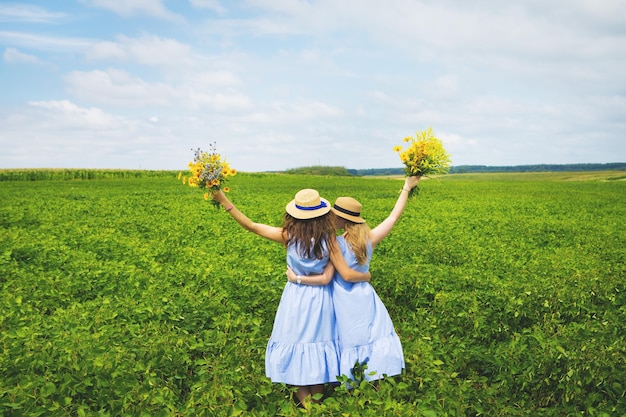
287;176;419;381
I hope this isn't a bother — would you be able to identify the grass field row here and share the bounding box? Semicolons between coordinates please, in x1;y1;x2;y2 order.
1;171;624;416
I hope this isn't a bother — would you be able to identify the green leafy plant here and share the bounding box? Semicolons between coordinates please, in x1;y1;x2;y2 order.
0;171;624;416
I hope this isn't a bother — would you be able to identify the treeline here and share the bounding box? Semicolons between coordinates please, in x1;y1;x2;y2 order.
349;162;626;176
449;162;626;174
347;168;403;176
2;163;624;182
0;169;176;181
282;166;353;176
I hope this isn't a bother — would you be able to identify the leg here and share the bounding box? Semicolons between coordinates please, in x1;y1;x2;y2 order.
294;386;311;407
294;384;326;407
310;384;325;403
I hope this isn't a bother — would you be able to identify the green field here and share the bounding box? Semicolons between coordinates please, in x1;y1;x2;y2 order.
1;171;624;416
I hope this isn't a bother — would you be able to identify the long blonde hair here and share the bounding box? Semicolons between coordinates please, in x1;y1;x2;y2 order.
343;221;372;265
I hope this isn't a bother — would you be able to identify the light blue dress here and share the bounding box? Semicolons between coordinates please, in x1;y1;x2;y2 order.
265;241;340;385
333;236;405;381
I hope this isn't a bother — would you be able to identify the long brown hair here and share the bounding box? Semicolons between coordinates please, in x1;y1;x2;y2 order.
343;221;372;265
282;212;336;259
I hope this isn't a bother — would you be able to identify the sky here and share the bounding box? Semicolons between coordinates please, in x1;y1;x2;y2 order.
1;0;625;172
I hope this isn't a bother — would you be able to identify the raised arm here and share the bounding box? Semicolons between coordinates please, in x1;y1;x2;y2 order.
211;189;285;244
370;176;420;248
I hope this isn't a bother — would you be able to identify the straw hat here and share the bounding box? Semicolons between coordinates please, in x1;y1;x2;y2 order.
285;189;331;219
331;197;366;224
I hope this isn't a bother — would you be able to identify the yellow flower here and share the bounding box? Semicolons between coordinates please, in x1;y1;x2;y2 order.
223;187;230;192
230;168;237;176
183;143;236;206
394;127;451;177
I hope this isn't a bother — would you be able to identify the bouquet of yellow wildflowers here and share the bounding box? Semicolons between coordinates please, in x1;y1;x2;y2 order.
178;142;236;208
393;127;451;196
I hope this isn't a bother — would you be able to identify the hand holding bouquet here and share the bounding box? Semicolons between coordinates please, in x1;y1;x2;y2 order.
393;127;451;196
179;142;236;208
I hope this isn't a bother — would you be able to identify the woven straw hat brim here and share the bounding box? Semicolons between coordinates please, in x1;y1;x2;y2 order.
331;197;366;223
285;197;331;219
331;207;366;223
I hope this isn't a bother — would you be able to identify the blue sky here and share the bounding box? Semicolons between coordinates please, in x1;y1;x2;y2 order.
1;0;625;172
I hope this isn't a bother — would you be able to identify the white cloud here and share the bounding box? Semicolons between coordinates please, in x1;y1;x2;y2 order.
80;0;184;22
0;100;183;169
0;4;66;23
0;30;91;52
433;75;459;99
189;0;227;14
242;101;343;125
226;1;626;83
84;40;126;61
63;68;252;111
64;69;176;108
84;34;245;91
29;100;120;128
0;1;624;171
193;71;241;88
3;47;42;65
86;34;194;68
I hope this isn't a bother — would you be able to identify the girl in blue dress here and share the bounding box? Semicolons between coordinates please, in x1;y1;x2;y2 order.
287;176;419;382
211;188;369;406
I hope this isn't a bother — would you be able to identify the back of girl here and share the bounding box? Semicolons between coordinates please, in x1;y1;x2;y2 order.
266;195;339;388
331;196;405;381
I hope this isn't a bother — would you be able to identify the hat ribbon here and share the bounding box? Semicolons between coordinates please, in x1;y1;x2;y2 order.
296;201;328;211
333;204;360;217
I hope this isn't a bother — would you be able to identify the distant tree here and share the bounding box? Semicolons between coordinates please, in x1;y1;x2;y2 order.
283;166;354;176
276;163;625;176
450;163;626;174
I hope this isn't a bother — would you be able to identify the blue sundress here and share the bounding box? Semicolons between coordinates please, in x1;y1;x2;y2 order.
265;241;340;385
332;236;405;381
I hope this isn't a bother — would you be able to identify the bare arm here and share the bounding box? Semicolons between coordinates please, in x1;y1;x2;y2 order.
370;176;420;248
329;242;371;282
286;263;335;285
211;190;285;244
285;243;371;283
